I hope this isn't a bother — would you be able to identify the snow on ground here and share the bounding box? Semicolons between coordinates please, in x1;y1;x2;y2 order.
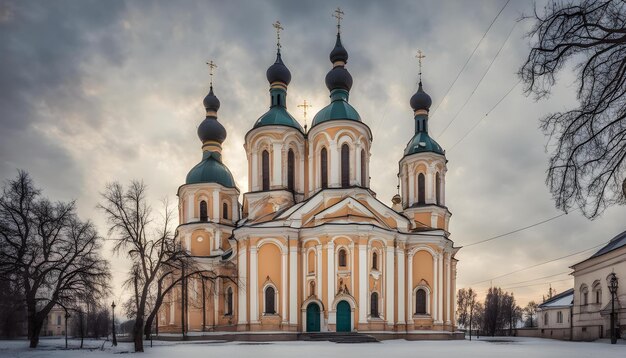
1;336;624;358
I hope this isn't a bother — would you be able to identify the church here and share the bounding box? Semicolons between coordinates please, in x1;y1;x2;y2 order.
159;14;461;340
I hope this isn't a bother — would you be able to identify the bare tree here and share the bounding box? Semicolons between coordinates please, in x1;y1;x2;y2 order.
456;288;470;329
519;0;626;218
0;171;111;348
523;301;538;327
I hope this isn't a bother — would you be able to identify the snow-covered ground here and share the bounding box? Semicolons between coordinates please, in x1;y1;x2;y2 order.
1;336;624;358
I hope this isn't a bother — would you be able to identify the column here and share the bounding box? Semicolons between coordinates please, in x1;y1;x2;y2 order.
272;142;282;187
385;246;394;326
408;169;415;206
407;251;413;324
237;244;247;324
212;190;219;221
438;253;444;323
281;250;288;323
308;145;314;193
426;169;434;203
289;244;298;325
327;242;335;311
185;233;191;254
251;151;258;191
432;253;438;321
214;230;221;251
250;246;258;323
329;142;338;187
316;244;323;305
396;247;405;324
355;143;362;186
358;241;368;324
186;193;194;222
231;196;239;221
213;277;220;326
445;253;451;324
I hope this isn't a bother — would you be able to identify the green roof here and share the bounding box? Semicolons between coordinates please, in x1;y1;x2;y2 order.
186;151;237;187
404;131;444;156
311;89;361;127
253;106;303;132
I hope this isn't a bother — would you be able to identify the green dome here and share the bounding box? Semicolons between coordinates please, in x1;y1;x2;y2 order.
186;151;237;187
404;131;444;156
311;89;361;127
253;106;303;132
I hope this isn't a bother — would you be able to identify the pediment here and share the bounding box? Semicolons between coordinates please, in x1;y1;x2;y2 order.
304;197;392;229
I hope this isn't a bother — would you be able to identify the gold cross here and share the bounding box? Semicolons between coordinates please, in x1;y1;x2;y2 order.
297;99;312;121
415;49;425;79
206;60;217;86
332;7;344;32
273;21;284;49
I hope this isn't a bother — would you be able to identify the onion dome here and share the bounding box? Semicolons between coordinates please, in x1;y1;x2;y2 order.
186;151;236;187
325;34;353;92
266;51;291;85
203;86;220;112
410;82;432;112
197;86;226;144
329;33;348;63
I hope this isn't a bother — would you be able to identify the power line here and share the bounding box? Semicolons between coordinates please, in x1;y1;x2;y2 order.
448;80;520;152
430;0;511;117
436;21;518;139
498;271;571;288
502;277;573;290
461;209;574;248
469;240;608;286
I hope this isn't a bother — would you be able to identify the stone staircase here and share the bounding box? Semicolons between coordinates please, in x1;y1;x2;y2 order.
298;332;379;343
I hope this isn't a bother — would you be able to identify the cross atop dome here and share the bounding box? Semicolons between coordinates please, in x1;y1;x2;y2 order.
206;59;217;87
415;49;425;82
272;20;284;52
332;7;344;34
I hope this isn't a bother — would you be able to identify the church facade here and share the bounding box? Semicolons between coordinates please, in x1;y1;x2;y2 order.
159;23;460;340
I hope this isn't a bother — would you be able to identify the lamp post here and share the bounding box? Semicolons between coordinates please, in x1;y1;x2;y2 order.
607;272;618;344
111;301;118;347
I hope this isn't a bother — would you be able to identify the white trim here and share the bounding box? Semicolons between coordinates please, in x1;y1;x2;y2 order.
327;242;335;316
385;246;394;326
237;245;247;324
358;242;368;324
261;281;279;315
397;247;405;324
289;245;298;325
249;246;258;323
412;285;431;316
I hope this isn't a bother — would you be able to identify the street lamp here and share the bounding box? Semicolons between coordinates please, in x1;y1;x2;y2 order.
607;272;619;345
111;301;118;347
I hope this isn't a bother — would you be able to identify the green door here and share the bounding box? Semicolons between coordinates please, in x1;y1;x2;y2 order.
336;301;351;332
306;303;320;332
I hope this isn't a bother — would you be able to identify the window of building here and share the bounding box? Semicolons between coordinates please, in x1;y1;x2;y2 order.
341;144;350;188
57;315;61;326
370;292;379;318
222;202;229;220
544;312;549;325
372;252;378;270
338;249;347;267
320;148;328;189
593;281;602;304
225;287;233;315
596;290;601;304
309;281;315;297
580;285;589;305
287;149;295;192
415;289;427;314
435;172;441;205
264;286;275;314
200;200;208;221
360;149;366;186
417;173;425;204
262;150;270;191
557;311;563;324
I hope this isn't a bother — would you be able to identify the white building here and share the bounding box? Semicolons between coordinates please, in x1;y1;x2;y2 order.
537;289;573;340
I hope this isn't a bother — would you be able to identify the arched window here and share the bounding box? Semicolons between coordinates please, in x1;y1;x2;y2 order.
309;281;315;297
360;149;366;186
416;289;427;314
226;287;233;315
262;150;270;191
370;292;379;317
338;249;347;267
57;315;61;325
544;313;549;325
199;200;208;221
341;144;350;187
264;286;275;314
372;252;378;270
593;281;602;304
287;149;295;192
222;202;229;220
580;285;589;305
417;173;425;204
556;311;563;324
320;148;328;189
435;172;441;205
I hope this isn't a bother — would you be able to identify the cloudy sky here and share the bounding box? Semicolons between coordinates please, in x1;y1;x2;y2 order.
2;0;625;310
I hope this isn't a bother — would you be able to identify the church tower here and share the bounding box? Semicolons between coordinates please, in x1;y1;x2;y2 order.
308;10;372;196
243;22;306;221
398;65;451;231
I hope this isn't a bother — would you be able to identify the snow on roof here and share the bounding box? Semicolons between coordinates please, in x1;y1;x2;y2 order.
589;229;626;259
539;288;574;309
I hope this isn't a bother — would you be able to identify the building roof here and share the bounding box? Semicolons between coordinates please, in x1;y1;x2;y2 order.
538;288;574;309
253;106;303;132
311;89;361;127
589;229;626;259
186;151;237;187
403;129;445;156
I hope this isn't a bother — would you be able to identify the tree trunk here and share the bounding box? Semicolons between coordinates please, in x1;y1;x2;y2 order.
28;314;44;348
133;317;144;352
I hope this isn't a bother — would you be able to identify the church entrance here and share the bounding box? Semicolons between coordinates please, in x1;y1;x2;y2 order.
306;303;320;332
336;300;351;332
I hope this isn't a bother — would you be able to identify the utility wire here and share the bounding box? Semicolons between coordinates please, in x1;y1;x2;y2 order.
499;271;571;288
461;209;575;248
448;80;521;152
430;0;512;118
436;21;518;139
470;240;608;286
502;277;573;290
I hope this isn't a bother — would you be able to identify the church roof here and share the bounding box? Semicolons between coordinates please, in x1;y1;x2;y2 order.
538;289;574;309
589;229;626;259
186;151;237;188
253;106;303;132
311;90;361;127
403;126;444;157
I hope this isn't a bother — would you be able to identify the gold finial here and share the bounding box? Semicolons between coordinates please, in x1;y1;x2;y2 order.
415;49;425;82
273;20;284;50
332;7;344;33
297;99;313;132
206;60;217;87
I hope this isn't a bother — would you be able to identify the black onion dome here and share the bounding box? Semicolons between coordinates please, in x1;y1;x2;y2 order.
325;66;353;91
329;34;348;63
197;117;226;144
203;86;220;112
410;82;432;111
266;51;292;85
